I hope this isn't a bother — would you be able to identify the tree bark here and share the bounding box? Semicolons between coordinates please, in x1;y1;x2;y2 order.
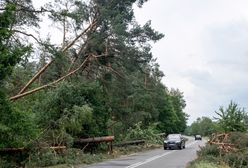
18;59;54;94
14;20;97;99
10;55;91;101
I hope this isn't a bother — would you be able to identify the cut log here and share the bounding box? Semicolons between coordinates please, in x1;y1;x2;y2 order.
74;136;114;144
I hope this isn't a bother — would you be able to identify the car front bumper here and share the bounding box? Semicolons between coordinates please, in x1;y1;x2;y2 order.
164;142;181;149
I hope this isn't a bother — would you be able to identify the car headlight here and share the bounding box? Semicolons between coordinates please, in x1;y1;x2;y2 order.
164;140;167;143
176;141;181;143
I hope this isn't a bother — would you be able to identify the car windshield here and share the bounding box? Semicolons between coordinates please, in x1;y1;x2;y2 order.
167;134;180;140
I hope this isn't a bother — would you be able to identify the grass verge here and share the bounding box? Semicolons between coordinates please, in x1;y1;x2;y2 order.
24;143;162;168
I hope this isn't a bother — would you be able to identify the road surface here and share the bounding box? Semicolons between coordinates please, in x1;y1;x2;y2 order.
80;137;206;168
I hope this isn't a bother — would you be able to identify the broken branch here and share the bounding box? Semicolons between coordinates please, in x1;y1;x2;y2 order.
10;55;91;101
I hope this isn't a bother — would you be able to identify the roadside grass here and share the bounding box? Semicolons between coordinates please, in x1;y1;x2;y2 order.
24;143;162;168
187;160;230;168
188;132;248;168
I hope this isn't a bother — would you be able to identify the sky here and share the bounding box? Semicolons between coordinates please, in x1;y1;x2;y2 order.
134;0;248;124
32;0;248;124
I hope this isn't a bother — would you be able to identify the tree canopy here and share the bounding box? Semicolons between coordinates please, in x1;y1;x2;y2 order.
0;0;188;166
214;101;247;132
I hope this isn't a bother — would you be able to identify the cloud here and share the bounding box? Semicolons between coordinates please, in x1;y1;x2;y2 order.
184;21;248;122
203;21;248;108
135;0;248;124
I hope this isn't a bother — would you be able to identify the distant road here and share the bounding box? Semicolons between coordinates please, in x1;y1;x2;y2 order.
80;136;206;168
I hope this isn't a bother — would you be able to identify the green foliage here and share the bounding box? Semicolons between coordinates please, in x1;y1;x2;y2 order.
214;101;247;132
26;148;111;167
0;3;31;81
4;61;37;96
0;157;20;168
62;105;93;135
191;132;248;168
188;160;229;168
40;50;69;84
124;122;161;144
169;89;188;132
1;0;41;27
223;152;248;168
197;144;221;159
186;117;217;136
0;90;38;148
0;2;38;149
228;132;248;149
157;93;178;133
187;145;224;168
28;148;61;167
34;81;108;140
157;88;188;134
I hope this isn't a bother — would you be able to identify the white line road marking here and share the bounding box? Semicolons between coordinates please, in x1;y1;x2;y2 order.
126;162;143;168
125;141;198;168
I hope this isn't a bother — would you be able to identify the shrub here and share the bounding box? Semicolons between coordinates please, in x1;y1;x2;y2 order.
197;144;220;159
228;132;248;149
124;122;162;144
25;148;113;167
188;160;229;168
0;157;21;168
26;148;60;167
191;132;248;168
223;152;248;168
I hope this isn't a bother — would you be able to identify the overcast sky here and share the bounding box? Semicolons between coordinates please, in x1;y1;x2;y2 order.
32;0;248;124
134;0;248;124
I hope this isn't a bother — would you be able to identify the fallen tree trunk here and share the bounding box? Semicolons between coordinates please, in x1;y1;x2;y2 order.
10;20;97;101
74;136;114;144
10;55;90;101
74;136;115;154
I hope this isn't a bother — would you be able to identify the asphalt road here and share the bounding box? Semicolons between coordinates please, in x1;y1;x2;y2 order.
80;137;206;168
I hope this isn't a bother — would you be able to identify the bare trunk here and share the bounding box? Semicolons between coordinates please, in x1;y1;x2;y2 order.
18;59;54;94
10;56;91;101
13;20;97;100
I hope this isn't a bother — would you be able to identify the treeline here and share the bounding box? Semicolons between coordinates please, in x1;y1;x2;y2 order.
185;101;248;137
187;101;248;168
0;0;188;166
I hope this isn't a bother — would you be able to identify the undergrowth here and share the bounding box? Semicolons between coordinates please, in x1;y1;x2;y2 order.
188;132;248;168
